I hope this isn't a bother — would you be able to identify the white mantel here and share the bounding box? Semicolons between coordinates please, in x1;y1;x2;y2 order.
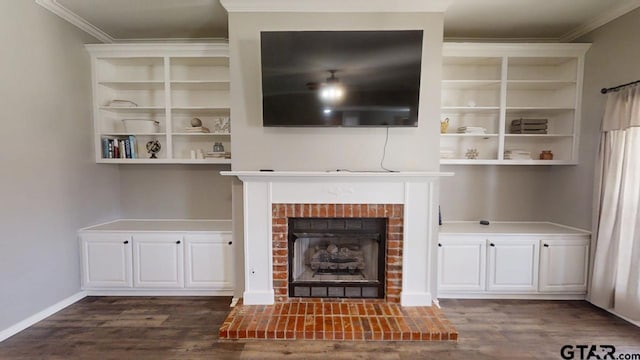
226;171;450;178
221;171;453;306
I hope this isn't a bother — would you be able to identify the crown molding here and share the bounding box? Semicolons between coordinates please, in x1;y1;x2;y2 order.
35;0;114;43
444;36;560;43
115;37;228;44
220;0;453;13
559;0;640;42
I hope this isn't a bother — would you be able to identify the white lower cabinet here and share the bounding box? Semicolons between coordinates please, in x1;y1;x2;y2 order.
79;220;233;295
487;238;538;293
133;234;184;288
81;233;133;288
437;236;486;292
539;238;589;292
437;222;590;299
184;234;233;290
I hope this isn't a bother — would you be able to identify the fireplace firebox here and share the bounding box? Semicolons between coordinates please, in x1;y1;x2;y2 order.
288;217;386;299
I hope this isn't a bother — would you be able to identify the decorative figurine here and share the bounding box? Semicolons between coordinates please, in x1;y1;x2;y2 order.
190;117;203;127
465;148;479;159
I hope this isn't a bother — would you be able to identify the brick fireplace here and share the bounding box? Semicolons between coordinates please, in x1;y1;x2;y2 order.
218;171;457;341
272;203;404;303
221;171;451;307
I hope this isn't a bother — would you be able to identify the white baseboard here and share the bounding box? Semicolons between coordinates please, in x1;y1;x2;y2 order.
243;290;275;305
437;293;586;300
0;291;87;342
84;289;232;296
594;305;640;328
400;291;433;306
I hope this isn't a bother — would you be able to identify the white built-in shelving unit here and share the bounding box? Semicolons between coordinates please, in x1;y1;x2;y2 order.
86;43;231;164
441;43;590;165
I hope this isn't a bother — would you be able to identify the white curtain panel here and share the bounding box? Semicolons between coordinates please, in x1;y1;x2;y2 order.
590;85;640;321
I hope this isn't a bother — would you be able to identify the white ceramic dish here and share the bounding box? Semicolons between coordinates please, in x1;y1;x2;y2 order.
122;119;160;133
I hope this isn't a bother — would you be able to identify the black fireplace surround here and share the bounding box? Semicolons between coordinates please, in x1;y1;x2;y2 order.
288;217;386;299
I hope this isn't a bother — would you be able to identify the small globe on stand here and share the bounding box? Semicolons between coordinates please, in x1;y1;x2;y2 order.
146;139;161;159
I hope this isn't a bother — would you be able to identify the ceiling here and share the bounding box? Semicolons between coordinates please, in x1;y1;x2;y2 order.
38;0;640;42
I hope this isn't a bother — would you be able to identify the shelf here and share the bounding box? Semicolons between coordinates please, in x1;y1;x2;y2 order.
441;106;500;112
101;132;166;136
506;107;574;112
500;160;576;165
100;106;165;112
442;80;501;89
441;133;498;137
98;158;231;165
172;106;229;111
170;81;230;90
179;158;232;164
505;134;573;138
171;107;230;115
98;81;165;90
506;80;576;90
170;57;229;67
441;159;576;165
172;133;231;136
440;159;502;165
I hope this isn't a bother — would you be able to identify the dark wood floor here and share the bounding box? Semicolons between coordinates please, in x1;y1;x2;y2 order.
0;297;638;359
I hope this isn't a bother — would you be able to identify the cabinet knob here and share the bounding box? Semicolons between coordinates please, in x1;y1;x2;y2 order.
176;240;181;244
228;241;232;245
543;244;549;247
123;240;129;244
490;243;495;247
438;243;442;247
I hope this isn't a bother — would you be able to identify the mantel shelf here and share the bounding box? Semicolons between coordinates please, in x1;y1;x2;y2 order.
221;171;454;179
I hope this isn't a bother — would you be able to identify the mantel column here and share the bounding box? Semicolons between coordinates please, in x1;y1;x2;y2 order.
242;181;275;304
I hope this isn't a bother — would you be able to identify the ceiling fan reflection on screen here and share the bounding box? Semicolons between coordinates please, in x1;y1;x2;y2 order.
306;70;345;102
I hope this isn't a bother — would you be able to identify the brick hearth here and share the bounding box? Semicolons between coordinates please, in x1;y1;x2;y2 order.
271;203;404;303
218;300;458;341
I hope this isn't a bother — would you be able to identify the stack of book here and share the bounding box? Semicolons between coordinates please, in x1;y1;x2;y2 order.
440;149;456;159
204;151;231;159
457;126;487;134
184;126;210;133
504;149;531;160
102;136;138;159
510;119;548;134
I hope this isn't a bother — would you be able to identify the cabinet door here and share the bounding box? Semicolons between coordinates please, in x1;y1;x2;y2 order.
133;234;184;288
487;237;538;292
184;233;233;289
539;237;589;292
80;233;133;289
438;236;486;292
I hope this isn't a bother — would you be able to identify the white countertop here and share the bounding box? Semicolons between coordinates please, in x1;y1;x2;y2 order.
439;221;590;236
221;170;454;178
80;219;232;232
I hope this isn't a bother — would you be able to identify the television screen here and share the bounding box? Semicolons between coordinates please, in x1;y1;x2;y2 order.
260;30;423;127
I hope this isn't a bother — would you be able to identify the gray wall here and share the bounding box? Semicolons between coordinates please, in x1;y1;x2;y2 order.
228;12;443;171
440;165;551;222
118;165;232;219
0;1;120;331
544;8;640;230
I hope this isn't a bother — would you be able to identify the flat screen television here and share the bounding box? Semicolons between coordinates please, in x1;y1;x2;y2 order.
260;30;423;127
